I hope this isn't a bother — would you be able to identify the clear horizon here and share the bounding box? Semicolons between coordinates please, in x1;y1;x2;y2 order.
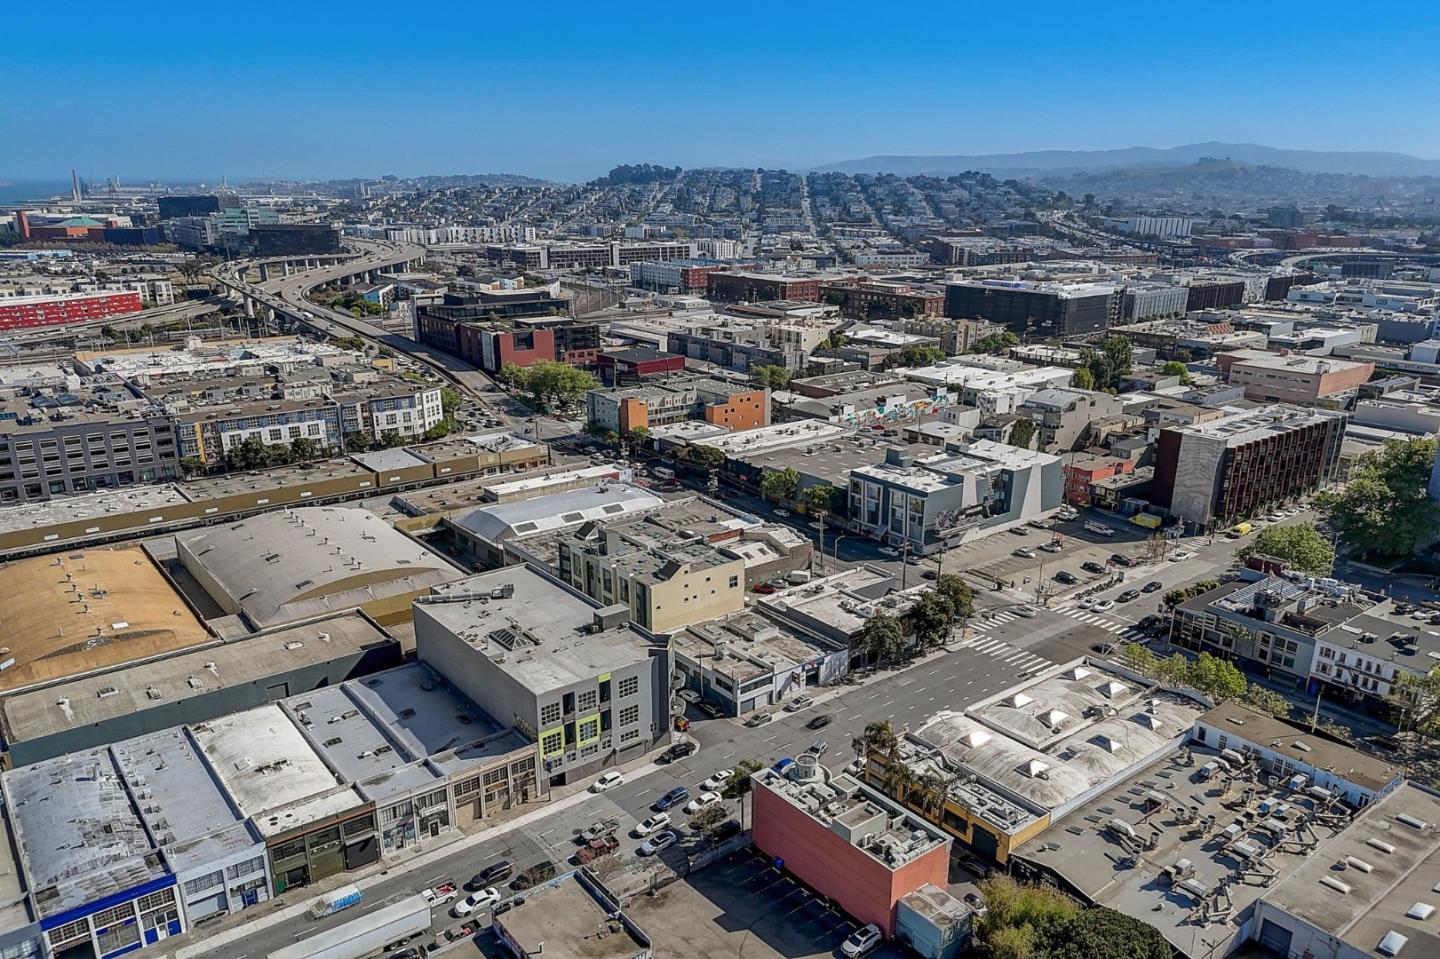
4;0;1439;183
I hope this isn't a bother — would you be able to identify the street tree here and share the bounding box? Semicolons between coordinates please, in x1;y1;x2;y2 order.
1042;907;1170;959
854;612;906;666
1389;667;1440;739
758;467;800;503
1238;523;1335;575
1318;437;1440;560
934;574;974;630
1241;684;1294;719
801;483;839;515
896;345;947;367
1187;652;1247;703
721;758;765;828
688;804;730;841
906;592;954;650
852;719;898;762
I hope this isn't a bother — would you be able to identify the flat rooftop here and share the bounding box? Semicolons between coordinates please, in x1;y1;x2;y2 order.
1261;783;1440;958
0;612;393;744
1171;404;1347;443
4;747;166;919
416;566;660;693
0;546;211;693
1012;745;1369;958
454;483;663;544
695;421;850;457
497;872;649;959
190;703;360;825
676;609;839;683
109;728;257;874
0;484;191;537
1202;701;1401;795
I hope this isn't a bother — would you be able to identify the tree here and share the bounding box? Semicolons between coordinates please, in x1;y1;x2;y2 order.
1142;532;1169;565
625;426;651;449
1241;684;1294;719
1079;336;1133;392
675;444;726;471
749;364;790;390
906;592;955;650
519;360;599;408
179;455;207;477
854;612;906;666
1121;644;1158;677
970;331;1020;355
801;483;838;515
688;804;730;841
973;876;1079;959
1153;653;1193;689
1390;667;1440;739
721;758;764;828
758;467;800;503
852;719;898;763
1071;365;1096;390
934;574;973;631
290;437;322;463
896;345;947;367
497;362;526;387
1159;360;1192;385
1318;437;1440;559
1238;523;1336;575
1187;652;1247;703
440;387;462;419
1008;417;1037;450
1041;907;1169;959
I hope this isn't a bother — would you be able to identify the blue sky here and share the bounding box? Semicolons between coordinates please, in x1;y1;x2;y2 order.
4;0;1438;183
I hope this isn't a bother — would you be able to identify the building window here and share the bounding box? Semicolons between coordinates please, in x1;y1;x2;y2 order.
618;676;639;698
540;701;562;726
621;729;640;743
728;575;739;588
540;730;565;757
618;704;640;727
183;871;224;897
227;856;266;880
577;690;598;712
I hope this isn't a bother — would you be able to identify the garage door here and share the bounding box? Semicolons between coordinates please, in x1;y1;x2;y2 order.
1258;919;1293;956
186;892;226;922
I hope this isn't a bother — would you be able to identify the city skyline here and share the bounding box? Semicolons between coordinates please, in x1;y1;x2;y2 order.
5;0;1439;183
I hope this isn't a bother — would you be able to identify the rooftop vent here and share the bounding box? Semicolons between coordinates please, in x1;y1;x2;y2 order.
1405;903;1434;921
961;730;991;748
1366;838;1397;855
1003;692;1034;709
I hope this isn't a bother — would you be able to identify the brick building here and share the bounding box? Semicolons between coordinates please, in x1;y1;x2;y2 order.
0;290;143;331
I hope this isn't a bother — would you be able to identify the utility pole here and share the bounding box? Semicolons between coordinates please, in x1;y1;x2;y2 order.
1309;683;1325;734
900;541;910;590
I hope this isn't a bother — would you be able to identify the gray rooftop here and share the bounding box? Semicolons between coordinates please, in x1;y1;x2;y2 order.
177;506;464;627
109;728;257;874
4;747;166;918
349;448;431;473
0;613;396;745
0;484;191;536
415;567;661;693
454;483;663;544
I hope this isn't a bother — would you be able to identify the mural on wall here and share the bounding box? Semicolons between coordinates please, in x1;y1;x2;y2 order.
836;391;956;427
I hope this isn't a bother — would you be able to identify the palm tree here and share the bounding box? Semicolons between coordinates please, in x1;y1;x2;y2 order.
882;758;916;800
916;768;947;818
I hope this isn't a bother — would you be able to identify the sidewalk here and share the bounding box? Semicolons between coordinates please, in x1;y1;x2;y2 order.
163;742;674;959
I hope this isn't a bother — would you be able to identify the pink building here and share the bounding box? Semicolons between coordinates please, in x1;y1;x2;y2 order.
752;761;950;936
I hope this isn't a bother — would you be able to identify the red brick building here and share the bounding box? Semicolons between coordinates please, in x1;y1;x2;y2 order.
752;764;950;937
1063;456;1136;506
596;348;687;386
707;271;860;304
0;290;143;331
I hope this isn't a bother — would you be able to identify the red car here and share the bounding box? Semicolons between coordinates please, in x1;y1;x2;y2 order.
752;583;777;594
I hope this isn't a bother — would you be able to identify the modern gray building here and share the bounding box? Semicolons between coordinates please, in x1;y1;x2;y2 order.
0;380;180;504
413;566;671;786
847;440;1063;553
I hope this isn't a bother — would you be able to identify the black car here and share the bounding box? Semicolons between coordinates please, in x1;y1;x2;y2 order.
660;741;698;763
806;713;833;730
697;702;724;719
1081;561;1106;574
1117;589;1141;602
712;819;743;841
470;860;513;888
1141;580;1163;593
921;569;938;580
1054;570;1079;585
510;860;557;891
1110;553;1135;567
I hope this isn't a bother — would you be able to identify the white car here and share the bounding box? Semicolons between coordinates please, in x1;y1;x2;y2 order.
700;769;734;792
1012;605;1038;618
452;887;500;917
1169;549;1193;562
842;924;883;958
590;771;625;793
1039;542;1062;553
633;812;672;837
879;546;900;557
683;791;722;815
637;830;678;856
1013;547;1037;559
1092;599;1116;612
783;696;813;713
1077;597;1096;611
676;689;702;704
773;508;791;518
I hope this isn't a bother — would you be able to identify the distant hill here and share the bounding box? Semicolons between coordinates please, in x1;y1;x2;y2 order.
811;142;1440;178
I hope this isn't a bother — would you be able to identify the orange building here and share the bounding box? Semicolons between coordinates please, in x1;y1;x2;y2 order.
588;376;771;436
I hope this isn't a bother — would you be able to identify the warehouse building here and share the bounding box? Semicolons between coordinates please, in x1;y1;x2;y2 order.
0;546;211;695
0;612;402;766
175;507;466;629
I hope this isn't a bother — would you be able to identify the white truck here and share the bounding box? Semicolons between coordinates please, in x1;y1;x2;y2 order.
270;893;431;959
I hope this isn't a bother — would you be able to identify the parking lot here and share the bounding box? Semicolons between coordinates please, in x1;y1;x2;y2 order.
624;849;904;959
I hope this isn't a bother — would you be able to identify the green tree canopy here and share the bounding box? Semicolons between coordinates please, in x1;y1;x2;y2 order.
896;345;947;367
674;444;726;470
759;467;800;502
905;591;955;650
854;612;907;665
1078;336;1133;392
934;574;974;629
511;360;599;407
801;483;839;514
1071;365;1096;390
1238;523;1336;575
1187;652;1248;703
1160;360;1192;384
970;330;1020;355
1041;907;1170;959
1390;667;1440;739
1009;417;1037;449
1319;437;1440;559
749;364;790;390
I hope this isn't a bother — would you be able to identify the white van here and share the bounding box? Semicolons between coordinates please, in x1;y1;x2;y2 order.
1084;521;1115;536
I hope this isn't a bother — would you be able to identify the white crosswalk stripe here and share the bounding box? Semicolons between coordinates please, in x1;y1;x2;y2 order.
956;635;1057;674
